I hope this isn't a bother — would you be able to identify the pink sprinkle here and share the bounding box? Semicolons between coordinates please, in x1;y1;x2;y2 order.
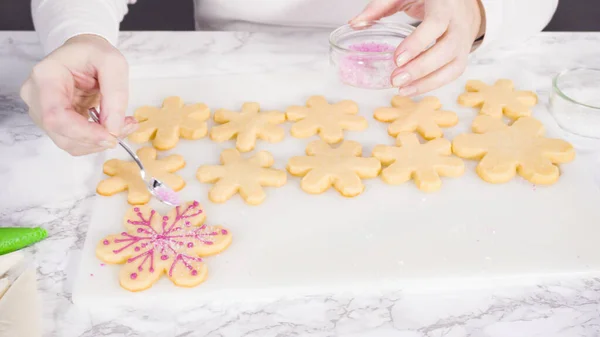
191;270;198;276
192;201;199;207
163;216;169;221
338;42;396;89
149;267;155;273
187;242;194;248
121;232;127;235
221;229;228;235
161;255;168;260
103;240;109;245
179;242;184;246
204;241;213;245
90;273;94;277
136;212;142;217
100;263;105;267
185;221;190;226
134;207;140;212
134;247;140;252
155;186;181;206
138;266;143;271
130;273;137;280
150;210;155;214
348;42;396;52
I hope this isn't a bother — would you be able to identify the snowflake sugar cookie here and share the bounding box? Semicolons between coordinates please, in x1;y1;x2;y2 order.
96;147;186;205
458;79;538;119
96;201;232;292
372;133;465;192
452;115;575;185
286;96;368;143
196;149;287;205
374;96;458;140
287;140;381;197
129;96;211;150
210;102;286;152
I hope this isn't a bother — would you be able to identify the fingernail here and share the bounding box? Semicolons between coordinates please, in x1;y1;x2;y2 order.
121;122;138;136
349;19;366;28
99;140;117;148
396;51;410;67
398;86;417;97
392;72;411;87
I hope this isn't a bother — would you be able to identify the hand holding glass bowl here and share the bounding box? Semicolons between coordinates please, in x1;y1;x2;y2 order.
329;21;415;90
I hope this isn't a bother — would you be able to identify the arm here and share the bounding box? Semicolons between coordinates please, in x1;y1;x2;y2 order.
475;0;559;53
31;0;131;54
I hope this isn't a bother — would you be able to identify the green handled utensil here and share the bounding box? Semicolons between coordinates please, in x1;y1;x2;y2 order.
0;227;47;255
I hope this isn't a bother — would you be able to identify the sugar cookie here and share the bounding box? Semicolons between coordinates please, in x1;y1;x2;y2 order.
287;140;381;197
210;102;286;152
372;133;465;192
452;115;575;185
286;95;368;143
96;201;232;292
374;96;458;140
129;96;210;150
97;147;186;205
196;149;287;205
458;79;538;119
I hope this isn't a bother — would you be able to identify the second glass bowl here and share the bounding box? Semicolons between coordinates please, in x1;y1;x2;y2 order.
550;68;600;138
329;21;415;90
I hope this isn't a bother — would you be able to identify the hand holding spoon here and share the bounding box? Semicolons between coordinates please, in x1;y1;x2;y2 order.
88;107;181;206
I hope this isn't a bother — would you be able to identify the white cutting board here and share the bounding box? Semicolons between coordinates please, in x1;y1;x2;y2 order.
73;69;600;308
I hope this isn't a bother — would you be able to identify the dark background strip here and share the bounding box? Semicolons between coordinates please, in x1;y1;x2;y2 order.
1;0;599;32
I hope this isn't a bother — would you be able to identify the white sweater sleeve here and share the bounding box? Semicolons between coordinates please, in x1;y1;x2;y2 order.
31;0;130;55
475;0;559;54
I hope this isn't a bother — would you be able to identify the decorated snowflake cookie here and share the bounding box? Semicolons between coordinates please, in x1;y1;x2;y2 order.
210;102;286;152
286;95;368;143
374;96;458;141
287;140;381;197
372;133;465;192
96;147;186;205
458;79;538;119
129;96;211;150
452;115;575;185
96;201;232;292
196;149;287;205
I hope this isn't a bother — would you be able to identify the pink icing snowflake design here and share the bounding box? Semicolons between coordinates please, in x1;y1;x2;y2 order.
96;201;232;292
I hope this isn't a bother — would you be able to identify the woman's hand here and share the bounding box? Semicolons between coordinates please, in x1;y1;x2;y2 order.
351;0;485;96
20;34;136;156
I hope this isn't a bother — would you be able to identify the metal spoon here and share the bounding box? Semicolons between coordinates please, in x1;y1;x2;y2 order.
88;107;181;206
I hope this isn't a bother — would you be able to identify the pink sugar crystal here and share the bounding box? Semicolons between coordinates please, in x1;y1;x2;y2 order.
154;185;181;206
338;42;397;89
348;42;396;53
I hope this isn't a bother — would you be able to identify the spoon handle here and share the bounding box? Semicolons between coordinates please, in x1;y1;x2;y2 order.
88;108;147;180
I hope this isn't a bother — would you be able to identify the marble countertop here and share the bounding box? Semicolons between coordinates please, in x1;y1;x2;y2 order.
1;31;600;337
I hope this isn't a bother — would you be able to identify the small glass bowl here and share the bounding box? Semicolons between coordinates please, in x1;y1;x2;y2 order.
550;68;600;138
329;21;415;90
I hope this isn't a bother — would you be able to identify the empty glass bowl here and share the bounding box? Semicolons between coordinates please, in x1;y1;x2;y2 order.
550;68;600;138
